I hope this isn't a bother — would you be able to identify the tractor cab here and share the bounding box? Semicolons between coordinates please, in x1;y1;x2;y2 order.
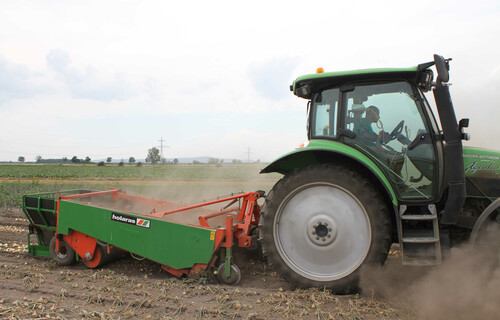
281;54;467;224
308;77;441;201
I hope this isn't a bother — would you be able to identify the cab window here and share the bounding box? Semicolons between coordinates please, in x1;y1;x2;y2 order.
343;81;437;200
310;88;339;139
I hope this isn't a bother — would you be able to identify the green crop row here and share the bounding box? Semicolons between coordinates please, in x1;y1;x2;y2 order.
0;181;93;210
0;164;277;180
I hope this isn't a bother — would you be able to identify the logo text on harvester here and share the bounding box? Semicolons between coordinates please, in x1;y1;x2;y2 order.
111;213;150;229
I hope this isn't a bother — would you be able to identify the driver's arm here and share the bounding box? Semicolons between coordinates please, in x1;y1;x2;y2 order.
378;131;391;143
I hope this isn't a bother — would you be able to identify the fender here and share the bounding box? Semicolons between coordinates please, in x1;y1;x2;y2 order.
261;140;398;206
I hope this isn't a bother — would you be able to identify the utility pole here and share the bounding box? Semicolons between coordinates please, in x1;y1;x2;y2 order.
245;147;254;163
158;137;169;159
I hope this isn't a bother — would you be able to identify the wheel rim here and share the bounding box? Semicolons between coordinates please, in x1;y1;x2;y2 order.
273;183;371;281
218;264;241;285
56;244;69;259
82;247;102;269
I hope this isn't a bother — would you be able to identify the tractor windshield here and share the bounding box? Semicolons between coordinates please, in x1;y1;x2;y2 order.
343;81;437;200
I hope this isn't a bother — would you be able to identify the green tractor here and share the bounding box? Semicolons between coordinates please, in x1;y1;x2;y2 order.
259;55;500;293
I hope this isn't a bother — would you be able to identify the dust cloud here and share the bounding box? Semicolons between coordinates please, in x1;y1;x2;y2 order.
82;175;277;226
361;238;500;320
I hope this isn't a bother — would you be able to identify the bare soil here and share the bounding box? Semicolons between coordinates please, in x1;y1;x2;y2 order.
1;208;416;320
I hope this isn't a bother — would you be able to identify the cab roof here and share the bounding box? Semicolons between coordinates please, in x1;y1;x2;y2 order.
291;66;421;99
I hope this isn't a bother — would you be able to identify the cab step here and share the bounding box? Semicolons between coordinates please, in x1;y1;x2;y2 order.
397;204;443;266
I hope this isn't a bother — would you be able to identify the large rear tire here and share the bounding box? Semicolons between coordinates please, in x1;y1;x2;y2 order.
260;164;392;293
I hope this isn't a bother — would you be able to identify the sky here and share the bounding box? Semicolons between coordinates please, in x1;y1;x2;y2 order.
1;0;500;162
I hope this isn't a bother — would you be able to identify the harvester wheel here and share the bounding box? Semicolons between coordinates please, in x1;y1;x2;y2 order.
81;245;104;269
260;164;392;293
217;263;241;285
49;236;76;266
81;245;125;269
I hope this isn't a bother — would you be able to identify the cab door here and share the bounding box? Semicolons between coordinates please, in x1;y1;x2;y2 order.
342;81;439;201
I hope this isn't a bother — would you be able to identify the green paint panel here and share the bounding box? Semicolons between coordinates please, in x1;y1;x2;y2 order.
28;245;51;258
27;233;51;258
262;140;397;205
463;147;500;177
57;201;215;269
294;66;419;82
463;147;500;199
292;66;419;92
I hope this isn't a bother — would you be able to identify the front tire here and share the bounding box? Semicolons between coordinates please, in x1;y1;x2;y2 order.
260;164;392;293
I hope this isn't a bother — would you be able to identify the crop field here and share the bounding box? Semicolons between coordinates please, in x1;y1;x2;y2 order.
0;163;276;180
1;164;497;319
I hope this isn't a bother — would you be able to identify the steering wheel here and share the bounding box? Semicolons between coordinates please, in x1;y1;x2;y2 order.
389;120;405;140
375;120;406;155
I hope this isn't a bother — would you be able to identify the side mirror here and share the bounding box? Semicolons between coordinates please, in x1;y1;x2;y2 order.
459;118;469;128
434;54;451;84
295;84;311;98
459;118;470;141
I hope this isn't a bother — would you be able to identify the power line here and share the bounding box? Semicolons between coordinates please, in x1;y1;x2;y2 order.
157;137;169;159
244;147;254;163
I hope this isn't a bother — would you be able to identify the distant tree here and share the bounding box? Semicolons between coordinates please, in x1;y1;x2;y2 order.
193;160;200;164
71;156;79;164
136;162;143;167
161;157;167;164
118;161;124;166
146;147;161;165
208;158;219;165
97;161;105;166
217;159;224;167
18;156;25;163
62;157;68;163
106;157;112;163
173;158;179;165
128;157;136;164
85;156;91;163
35;155;42;163
232;159;242;164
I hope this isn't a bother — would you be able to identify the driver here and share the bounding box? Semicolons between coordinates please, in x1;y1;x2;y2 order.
354;106;389;144
353;105;404;179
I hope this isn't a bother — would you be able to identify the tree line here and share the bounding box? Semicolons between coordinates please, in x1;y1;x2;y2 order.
17;147;172;166
16;147;250;166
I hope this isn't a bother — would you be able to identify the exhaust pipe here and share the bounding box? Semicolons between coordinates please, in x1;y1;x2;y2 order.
432;55;466;224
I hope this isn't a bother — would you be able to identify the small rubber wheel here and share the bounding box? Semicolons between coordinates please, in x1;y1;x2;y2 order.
217;263;241;285
81;245;104;269
49;236;76;266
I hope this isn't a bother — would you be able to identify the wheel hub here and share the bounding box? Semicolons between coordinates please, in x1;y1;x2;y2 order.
307;215;337;246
